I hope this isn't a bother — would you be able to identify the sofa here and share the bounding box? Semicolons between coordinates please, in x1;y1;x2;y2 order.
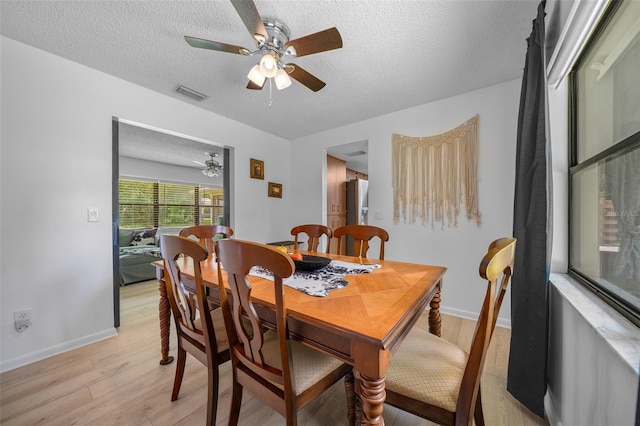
118;227;182;285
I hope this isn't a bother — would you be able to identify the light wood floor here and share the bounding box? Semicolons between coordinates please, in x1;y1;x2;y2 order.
0;280;547;425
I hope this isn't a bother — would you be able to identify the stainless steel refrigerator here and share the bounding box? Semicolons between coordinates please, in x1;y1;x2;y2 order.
345;178;369;255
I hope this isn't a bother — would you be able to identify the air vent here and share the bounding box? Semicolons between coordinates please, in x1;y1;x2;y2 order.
174;85;209;101
344;150;366;157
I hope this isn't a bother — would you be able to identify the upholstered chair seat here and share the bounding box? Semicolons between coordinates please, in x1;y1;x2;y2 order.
260;330;347;394
192;308;231;351
386;327;468;412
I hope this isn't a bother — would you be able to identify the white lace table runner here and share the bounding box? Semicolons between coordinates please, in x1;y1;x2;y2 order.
249;260;381;297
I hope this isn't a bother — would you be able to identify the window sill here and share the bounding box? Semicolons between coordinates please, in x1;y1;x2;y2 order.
550;273;640;373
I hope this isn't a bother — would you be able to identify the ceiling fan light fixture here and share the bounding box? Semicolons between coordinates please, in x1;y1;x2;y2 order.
247;64;266;86
184;2;342;93
259;53;278;78
202;167;222;178
274;68;292;90
201;153;223;178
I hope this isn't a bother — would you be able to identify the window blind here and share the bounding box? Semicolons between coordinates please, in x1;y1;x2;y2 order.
118;179;223;228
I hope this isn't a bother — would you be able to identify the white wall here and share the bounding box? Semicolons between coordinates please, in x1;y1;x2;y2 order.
549;80;569;273
290;80;521;325
0;37;291;371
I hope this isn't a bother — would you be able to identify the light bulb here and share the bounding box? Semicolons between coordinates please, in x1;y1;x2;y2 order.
259;54;278;78
247;64;266;86
274;68;292;90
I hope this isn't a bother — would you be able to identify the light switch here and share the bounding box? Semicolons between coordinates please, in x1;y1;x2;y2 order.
87;208;99;222
374;210;383;220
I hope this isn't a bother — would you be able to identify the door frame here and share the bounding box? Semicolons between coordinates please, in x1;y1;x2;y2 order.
112;119;120;327
111;118;231;327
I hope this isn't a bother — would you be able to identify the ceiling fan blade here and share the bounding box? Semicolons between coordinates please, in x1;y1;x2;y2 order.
230;0;267;43
285;27;343;57
286;64;326;92
184;36;249;55
246;79;265;90
192;160;206;166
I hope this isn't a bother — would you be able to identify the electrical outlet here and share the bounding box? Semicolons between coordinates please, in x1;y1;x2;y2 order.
14;309;32;332
14;309;32;321
374;210;383;220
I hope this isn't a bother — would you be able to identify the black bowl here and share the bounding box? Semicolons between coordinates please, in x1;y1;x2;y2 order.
293;254;331;271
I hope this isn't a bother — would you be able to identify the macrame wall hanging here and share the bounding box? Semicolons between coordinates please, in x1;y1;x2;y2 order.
392;114;481;228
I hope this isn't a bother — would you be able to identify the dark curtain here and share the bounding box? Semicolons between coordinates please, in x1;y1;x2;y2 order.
508;0;550;418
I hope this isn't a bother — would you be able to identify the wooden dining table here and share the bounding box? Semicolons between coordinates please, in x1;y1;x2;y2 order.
153;252;446;425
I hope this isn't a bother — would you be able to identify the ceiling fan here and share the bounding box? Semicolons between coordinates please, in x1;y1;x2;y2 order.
193;152;223;177
184;0;343;92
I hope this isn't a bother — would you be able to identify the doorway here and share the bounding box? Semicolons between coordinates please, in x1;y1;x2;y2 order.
111;118;230;327
326;140;369;254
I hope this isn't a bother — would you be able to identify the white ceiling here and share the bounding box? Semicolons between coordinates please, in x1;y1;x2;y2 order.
118;121;225;169
1;0;540;143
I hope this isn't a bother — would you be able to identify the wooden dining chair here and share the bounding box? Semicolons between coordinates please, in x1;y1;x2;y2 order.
180;225;233;311
290;224;332;253
213;239;354;426
160;235;231;426
333;225;389;259
179;224;234;254
360;237;516;426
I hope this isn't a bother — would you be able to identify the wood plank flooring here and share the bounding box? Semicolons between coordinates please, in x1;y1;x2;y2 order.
0;280;547;425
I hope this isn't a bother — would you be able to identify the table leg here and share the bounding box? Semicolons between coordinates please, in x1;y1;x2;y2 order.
428;283;442;337
158;277;174;365
359;374;386;425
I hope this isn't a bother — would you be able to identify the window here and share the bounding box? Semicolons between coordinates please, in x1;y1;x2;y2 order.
569;0;640;324
119;179;224;228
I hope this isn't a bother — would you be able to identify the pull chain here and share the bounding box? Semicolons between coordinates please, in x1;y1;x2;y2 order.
268;78;273;108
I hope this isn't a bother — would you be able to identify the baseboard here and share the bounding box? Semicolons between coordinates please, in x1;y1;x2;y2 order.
440;306;512;329
0;328;117;373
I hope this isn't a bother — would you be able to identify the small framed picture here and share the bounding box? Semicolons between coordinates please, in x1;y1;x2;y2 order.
268;182;282;198
250;158;264;180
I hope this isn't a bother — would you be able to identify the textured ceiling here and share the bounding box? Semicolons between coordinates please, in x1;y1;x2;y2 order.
1;0;539;143
118;121;225;169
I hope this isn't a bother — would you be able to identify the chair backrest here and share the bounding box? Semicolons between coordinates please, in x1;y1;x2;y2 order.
160;234;217;356
179;225;234;254
290;224;332;253
333;225;389;259
214;239;297;398
457;237;516;420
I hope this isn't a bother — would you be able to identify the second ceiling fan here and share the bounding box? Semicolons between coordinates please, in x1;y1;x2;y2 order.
184;0;343;92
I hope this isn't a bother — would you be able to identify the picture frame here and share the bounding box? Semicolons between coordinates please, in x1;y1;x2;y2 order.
268;182;282;198
250;158;264;180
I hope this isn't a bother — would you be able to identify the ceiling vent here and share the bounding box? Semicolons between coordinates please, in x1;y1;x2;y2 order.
345;150;366;157
174;85;208;101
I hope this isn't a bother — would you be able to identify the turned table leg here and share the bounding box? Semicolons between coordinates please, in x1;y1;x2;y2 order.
158;276;174;365
359;374;386;425
429;283;442;337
